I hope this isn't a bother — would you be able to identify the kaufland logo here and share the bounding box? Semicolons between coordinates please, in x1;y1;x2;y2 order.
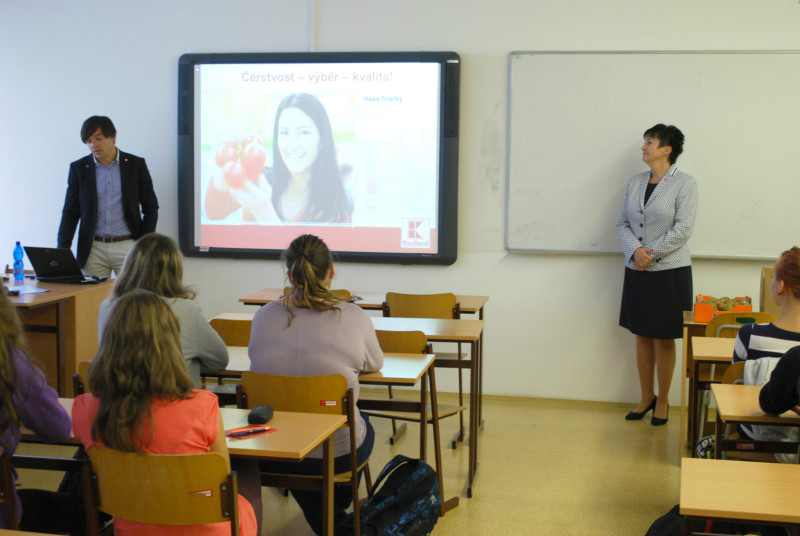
401;218;430;248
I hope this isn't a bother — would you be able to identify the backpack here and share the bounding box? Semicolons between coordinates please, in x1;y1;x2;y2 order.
347;454;441;535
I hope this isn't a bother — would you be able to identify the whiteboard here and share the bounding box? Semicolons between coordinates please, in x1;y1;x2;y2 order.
505;51;800;259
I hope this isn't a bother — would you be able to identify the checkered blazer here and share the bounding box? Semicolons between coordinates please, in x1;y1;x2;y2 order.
615;165;698;271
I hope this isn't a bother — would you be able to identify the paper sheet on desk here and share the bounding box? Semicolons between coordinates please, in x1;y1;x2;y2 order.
4;285;49;294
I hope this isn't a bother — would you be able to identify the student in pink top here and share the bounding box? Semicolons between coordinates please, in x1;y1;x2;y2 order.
71;289;257;536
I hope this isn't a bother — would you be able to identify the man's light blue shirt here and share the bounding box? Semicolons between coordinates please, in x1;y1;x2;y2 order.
94;149;130;236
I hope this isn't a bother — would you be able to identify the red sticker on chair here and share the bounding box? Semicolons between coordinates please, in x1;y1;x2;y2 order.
320;400;337;406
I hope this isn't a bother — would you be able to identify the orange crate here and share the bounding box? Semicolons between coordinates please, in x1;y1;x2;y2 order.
693;295;752;323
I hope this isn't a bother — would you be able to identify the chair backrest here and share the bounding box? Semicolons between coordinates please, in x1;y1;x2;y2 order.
282;287;352;302
722;361;745;384
238;372;348;416
383;292;459;319
73;360;92;395
89;446;239;533
210;314;253;347
705;312;776;338
375;330;429;354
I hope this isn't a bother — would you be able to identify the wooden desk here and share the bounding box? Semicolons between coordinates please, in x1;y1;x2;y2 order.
370;316;484;498
6;279;112;396
680;458;800;531
687;336;735;454
210;314;486;497
217;348;458;513
711;383;800;459
680;312;707;456
21;399;345;536
239;288;489;316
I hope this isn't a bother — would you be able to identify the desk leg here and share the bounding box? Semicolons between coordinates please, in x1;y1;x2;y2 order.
467;341;478;498
714;408;722;460
322;436;334;536
420;370;428;462
689;360;699;457
477;327;484;430
430;367;458;514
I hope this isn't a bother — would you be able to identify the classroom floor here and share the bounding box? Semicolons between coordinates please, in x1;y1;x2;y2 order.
17;393;681;535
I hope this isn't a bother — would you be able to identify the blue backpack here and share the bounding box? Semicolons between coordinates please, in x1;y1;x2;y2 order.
350;454;441;535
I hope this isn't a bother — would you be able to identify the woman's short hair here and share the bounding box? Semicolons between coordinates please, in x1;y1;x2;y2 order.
282;234;341;324
112;233;195;300
643;124;685;165
81;116;116;143
270;93;351;222
89;289;193;452
775;246;800;300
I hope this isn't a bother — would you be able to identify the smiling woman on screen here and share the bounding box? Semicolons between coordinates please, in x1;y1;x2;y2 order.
205;93;352;224
616;124;698;426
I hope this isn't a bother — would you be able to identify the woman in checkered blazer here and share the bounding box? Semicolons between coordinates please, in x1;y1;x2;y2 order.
616;124;698;426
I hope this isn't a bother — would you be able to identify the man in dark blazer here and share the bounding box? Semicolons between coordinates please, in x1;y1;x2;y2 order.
57;116;159;276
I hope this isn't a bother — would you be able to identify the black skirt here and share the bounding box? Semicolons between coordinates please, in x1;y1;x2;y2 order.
619;266;693;340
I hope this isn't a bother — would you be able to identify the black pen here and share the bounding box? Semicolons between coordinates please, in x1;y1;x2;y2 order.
226;427;271;438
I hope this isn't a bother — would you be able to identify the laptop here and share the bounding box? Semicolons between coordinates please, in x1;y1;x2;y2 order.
24;247;104;284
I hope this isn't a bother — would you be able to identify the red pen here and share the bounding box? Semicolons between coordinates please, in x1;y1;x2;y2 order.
226;427;272;438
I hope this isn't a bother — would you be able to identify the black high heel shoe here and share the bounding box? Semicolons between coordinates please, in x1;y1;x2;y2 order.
651;403;669;426
625;396;657;421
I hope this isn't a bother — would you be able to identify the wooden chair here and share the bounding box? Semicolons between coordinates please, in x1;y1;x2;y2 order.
88;446;240;535
365;330;465;445
382;292;467;446
697;312;777;443
1;453;100;533
236;372;370;536
716;360;780;463
282;286;353;302
206;315;253;405
73;360;92;395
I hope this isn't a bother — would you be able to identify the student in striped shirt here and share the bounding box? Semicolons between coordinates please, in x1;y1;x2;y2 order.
733;247;800;363
732;246;800;462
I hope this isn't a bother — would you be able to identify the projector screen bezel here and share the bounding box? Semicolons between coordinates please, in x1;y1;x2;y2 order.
177;51;459;265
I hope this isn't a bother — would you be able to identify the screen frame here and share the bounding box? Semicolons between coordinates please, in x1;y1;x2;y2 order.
177;51;459;265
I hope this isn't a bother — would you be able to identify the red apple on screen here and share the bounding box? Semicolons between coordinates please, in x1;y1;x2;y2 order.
241;143;266;180
223;160;247;189
215;143;238;167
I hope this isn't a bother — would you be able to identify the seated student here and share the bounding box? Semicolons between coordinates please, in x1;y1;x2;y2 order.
760;345;800;417
98;233;228;387
733;246;800;363
73;289;257;535
248;234;384;535
732;246;800;462
0;289;76;533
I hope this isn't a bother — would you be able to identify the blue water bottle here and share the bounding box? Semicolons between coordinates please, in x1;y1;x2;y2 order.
13;241;24;281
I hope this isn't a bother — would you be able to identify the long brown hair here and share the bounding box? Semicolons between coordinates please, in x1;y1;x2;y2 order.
111;233;195;300
0;289;29;449
282;234;341;325
775;246;800;300
89;289;193;452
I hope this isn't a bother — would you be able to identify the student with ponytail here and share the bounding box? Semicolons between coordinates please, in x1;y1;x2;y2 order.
0;289;75;532
248;234;383;535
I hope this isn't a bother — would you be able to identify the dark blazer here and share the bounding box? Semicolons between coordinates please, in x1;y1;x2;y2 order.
57;150;159;267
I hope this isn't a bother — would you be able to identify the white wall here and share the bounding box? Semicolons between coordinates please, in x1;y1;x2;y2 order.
2;0;798;404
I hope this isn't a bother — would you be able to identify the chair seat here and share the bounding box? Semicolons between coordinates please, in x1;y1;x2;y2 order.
361;402;466;422
433;351;469;361
260;459;371;487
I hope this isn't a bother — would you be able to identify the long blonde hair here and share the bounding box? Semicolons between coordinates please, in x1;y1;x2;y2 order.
89;289;193;452
282;234;341;325
0;289;30;449
112;233;195;300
